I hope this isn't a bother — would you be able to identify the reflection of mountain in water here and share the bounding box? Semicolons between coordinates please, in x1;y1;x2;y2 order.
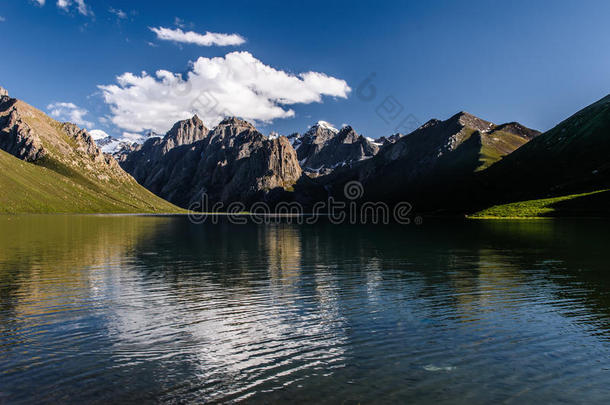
0;215;173;317
2;216;610;403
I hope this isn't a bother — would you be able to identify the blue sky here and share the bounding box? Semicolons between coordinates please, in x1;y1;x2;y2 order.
2;0;610;140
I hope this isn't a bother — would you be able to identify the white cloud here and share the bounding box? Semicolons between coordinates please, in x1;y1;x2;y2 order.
109;7;126;20
98;51;351;134
34;0;45;5
150;26;245;47
56;0;92;16
0;16;5;22
47;102;94;128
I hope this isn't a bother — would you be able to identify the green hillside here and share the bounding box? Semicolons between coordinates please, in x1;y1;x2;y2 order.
469;189;610;218
0;149;182;213
0;94;183;214
481;94;610;200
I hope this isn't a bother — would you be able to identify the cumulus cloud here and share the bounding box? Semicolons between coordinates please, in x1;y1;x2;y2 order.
57;0;92;16
47;102;94;128
98;51;351;134
150;26;245;47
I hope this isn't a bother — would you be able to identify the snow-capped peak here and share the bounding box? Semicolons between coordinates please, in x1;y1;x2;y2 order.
314;120;338;133
89;129;111;141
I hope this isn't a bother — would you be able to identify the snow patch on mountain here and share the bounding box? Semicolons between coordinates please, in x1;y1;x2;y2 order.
89;129;110;141
315;120;338;132
92;130;157;154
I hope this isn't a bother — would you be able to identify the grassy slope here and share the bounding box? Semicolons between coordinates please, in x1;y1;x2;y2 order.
477;129;533;171
480;94;610;200
468;94;610;219
469;189;610;218
0;149;183;214
0;97;184;214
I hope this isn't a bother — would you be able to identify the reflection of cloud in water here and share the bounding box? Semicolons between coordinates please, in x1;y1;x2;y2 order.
104;224;347;400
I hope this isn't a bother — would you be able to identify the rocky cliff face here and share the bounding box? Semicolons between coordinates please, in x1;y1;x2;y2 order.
0;93;46;162
0;90;135;182
163;115;209;152
292;121;380;174
117;115;209;184
119;117;302;208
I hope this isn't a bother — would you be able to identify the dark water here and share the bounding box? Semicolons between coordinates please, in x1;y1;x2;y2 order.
1;216;609;404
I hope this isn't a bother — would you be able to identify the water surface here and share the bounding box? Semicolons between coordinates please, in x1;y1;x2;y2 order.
1;216;609;403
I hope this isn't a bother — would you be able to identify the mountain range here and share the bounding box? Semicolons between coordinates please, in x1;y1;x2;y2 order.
1;83;609;217
295;111;541;210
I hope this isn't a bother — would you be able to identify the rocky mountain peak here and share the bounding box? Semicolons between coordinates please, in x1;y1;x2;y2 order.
218;116;255;128
493;122;541;139
335;125;360;143
210;117;257;138
421;118;442;130
377;133;405;146
296;123;380;173
451;111;495;133
304;120;339;138
313;120;338;132
0;86;8;98
164;115;209;146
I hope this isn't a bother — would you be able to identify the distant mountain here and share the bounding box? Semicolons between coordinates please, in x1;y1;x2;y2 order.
479;94;610;202
0;87;180;213
298;111;540;208
291;121;380;174
89;129;156;154
118;117;301;208
93;135;133;154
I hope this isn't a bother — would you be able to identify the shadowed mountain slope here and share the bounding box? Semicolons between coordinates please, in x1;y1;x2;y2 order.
295;111;539;210
479;94;610;203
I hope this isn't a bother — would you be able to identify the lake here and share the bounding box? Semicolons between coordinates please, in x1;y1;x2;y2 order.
0;215;609;403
